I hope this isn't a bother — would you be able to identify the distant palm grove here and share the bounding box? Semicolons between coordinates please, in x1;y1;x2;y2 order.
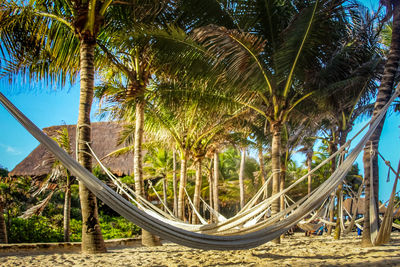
0;0;399;253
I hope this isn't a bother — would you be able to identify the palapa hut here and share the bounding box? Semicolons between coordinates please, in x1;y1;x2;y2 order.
10;122;134;178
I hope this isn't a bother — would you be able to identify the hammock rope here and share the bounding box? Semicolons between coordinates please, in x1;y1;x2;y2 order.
0;88;398;250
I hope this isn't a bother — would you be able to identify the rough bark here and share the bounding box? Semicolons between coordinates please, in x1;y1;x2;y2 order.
134;98;160;247
208;161;214;222
213;152;220;218
192;158;203;224
327;141;337;236
258;145;267;197
239;148;246;209
134;98;145;198
178;151;188;220
172;149;178;217
270;123;282;244
78;40;106;254
280;152;287;240
362;1;400;247
361;145;373;246
63;178;71;242
280;150;287;216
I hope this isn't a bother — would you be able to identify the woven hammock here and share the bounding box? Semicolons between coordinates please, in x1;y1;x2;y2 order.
0;89;398;250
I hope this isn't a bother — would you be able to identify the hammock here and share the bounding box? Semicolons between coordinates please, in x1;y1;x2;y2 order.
0;89;397;250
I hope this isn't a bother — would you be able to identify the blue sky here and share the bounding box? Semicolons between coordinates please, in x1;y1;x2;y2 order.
1;0;398;202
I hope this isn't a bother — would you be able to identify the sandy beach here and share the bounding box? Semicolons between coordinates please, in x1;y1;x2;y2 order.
1;232;400;266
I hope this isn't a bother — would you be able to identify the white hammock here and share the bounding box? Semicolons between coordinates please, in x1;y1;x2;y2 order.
0;89;397;250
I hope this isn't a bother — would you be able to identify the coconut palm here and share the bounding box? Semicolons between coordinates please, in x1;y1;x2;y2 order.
0;0;114;253
0;0;181;252
192;0;352;243
146;80;245;221
362;0;400;247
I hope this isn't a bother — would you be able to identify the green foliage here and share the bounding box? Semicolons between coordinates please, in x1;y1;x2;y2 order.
8;216;63;243
70;216;141;242
120;175;136;186
7;215;141;243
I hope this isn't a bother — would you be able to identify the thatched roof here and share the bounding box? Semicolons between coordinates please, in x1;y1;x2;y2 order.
10;122;134;177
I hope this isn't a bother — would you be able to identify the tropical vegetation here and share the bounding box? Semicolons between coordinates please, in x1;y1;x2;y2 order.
0;0;399;252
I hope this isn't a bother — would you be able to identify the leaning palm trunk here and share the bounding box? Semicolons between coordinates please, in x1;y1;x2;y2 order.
213;152;220;218
0;202;7;244
134;98;160;247
192;158;202;224
239;148;246;209
362;1;400;247
178;151;188;220
306;150;313;195
78;40;106;254
270;123;282;244
172;149;178;216
63;178;71;242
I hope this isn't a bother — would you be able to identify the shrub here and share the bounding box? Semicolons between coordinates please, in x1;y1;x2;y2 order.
7;215;141;243
8;216;63;243
70;216;141;242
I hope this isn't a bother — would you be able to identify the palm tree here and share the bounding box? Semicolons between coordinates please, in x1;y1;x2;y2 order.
1;0;180;252
192;0;351;243
238;147;246;209
144;78;245;221
362;0;400;247
0;0;120;253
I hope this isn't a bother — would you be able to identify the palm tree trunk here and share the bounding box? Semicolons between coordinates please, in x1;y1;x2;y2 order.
78;39;106;254
239;148;246;209
134;98;160;247
271;123;281;244
361;144;373;246
258;145;266;197
327;141;337;236
178;150;188;220
134;98;145;197
280;150;287;240
213;152;220;218
208;163;214;222
63;178;71;242
172;149;178;217
334;131;349;240
362;1;400;247
306;150;313;195
192;158;202;224
0;202;7;244
162;177;167;212
334;183;343;240
280;150;287;216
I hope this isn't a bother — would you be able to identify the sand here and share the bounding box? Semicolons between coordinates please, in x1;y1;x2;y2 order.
1;232;400;266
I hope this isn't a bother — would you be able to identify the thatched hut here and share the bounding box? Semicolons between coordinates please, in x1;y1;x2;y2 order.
10;122;134;178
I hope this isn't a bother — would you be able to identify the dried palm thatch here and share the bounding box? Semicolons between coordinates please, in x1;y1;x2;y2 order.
10;122;134;177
